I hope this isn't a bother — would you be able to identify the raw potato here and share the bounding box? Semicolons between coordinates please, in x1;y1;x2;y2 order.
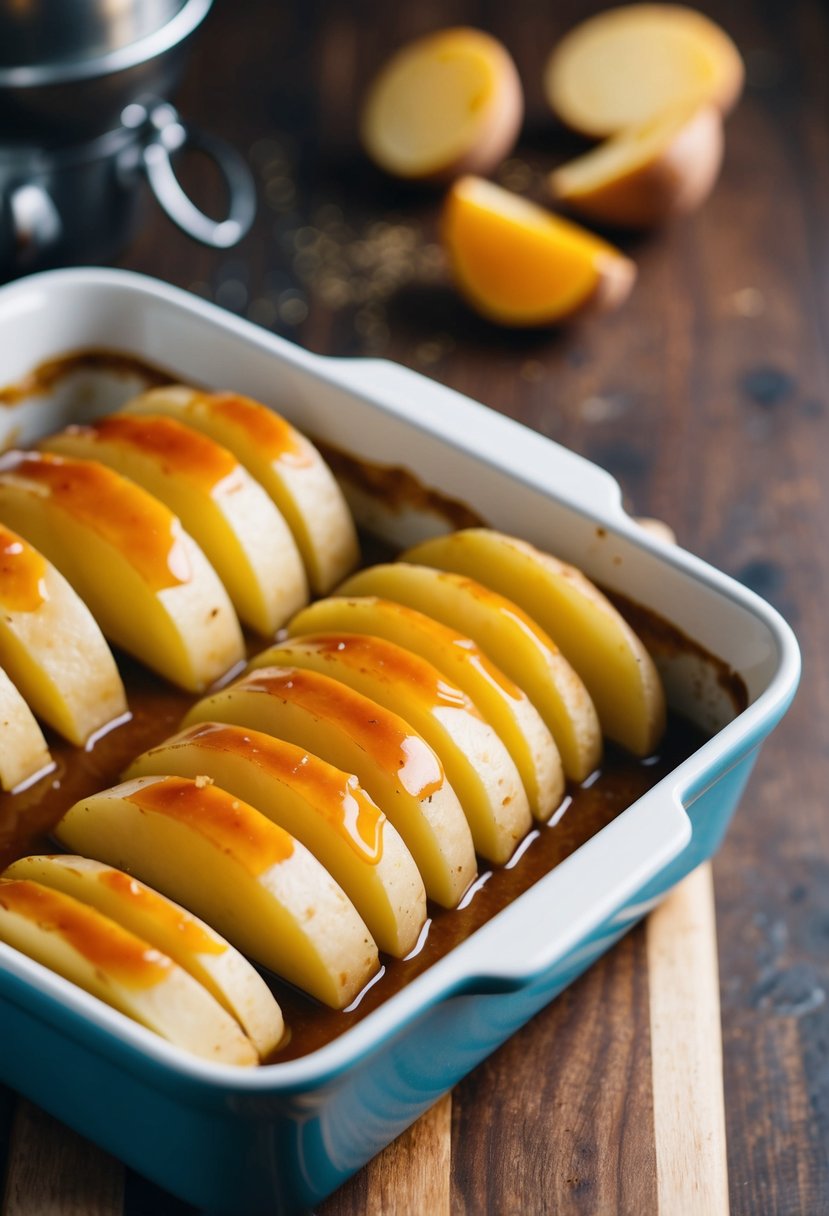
404;529;666;757
0;450;244;693
248;635;532;865
361;27;523;182
181;667;477;909
0;878;257;1066
544;4;744;137
288;596;564;822
122;387;359;595
550;103;724;228
0;665;53;792
0;524;127;746
5;854;284;1059
442;176;636;326
125;722;427;959
56;775;379;1010
339;564;601;783
43;415;308;636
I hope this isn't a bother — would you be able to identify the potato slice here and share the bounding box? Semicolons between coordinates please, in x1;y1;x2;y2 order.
404;530;666;756
339;564;601;783
442;176;635;327
361;27;523;181
289;596;564;822
5;854;283;1059
0;666;53;792
550;103;724;229
0;878;257;1066
42;414;308;636
124;723;426;958
181;667;476;908
544;4;744;137
249;635;531;865
0;451;244;692
122;387;359;595
0;524;127;746
56;776;378;1009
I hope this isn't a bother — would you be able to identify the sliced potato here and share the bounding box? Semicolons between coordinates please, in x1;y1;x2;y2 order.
55;775;378;1010
361;27;523;181
0;665;53;792
181;666;476;908
550;103;724;229
43;414;308;636
0;450;244;692
0;878;257;1066
248;635;531;865
122;387;359;595
5;854;283;1058
403;529;666;756
544;4;744;137
288;596;564;821
441;176;635;327
339;563;601;782
124;723;426;958
0;523;127;745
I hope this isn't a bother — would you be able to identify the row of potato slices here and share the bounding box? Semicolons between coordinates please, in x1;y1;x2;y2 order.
0;528;666;1064
0;385;360;790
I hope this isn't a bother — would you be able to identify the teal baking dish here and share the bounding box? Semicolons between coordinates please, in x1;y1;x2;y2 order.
0;268;800;1214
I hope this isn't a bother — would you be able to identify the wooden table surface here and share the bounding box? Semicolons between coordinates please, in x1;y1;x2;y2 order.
2;1;827;1212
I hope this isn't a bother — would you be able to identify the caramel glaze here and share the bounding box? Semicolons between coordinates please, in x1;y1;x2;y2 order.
60;414;239;492
0;878;171;988
204;393;313;468
232;667;445;800
0;451;192;591
0;525;47;612
97;869;227;957
160;722;385;863
124;777;295;876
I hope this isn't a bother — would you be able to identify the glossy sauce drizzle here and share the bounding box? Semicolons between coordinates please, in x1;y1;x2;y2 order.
202;393;313;468
0;526;48;612
98;868;227;956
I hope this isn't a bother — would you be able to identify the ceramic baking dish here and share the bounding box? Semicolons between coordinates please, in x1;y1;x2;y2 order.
0;268;800;1214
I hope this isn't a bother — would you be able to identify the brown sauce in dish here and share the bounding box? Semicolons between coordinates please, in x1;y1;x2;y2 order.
0;526;48;612
0;350;172;410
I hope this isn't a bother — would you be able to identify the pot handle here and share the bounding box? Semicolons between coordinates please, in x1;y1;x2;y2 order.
124;101;256;249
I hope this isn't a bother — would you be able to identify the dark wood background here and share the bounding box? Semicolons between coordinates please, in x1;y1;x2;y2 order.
4;0;829;1211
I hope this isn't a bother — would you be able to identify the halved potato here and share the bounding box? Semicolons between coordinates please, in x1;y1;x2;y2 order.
181;666;476;908
124;723;426;958
0;523;127;746
0;878;257;1066
544;4;744;137
288;596;564;821
0;666;53;792
403;529;666;756
43;414;308;636
338;563;601;782
122;387;359;594
248;635;531;864
55;775;378;1009
0;451;244;692
5;854;284;1058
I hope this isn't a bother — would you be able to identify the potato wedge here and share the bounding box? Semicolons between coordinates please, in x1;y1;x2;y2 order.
544;4;744;137
339;563;601;782
0;451;244;692
0;665;53;792
0;878;257;1066
288;596;564;822
124;723;426;958
403;530;666;756
248;635;531;865
56;776;378;1009
181;667;476;908
43;414;308;636
0;524;127;746
5;854;284;1058
122;387;359;594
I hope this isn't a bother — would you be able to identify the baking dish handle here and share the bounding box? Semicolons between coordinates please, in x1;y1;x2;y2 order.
324;355;626;520
457;787;691;995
